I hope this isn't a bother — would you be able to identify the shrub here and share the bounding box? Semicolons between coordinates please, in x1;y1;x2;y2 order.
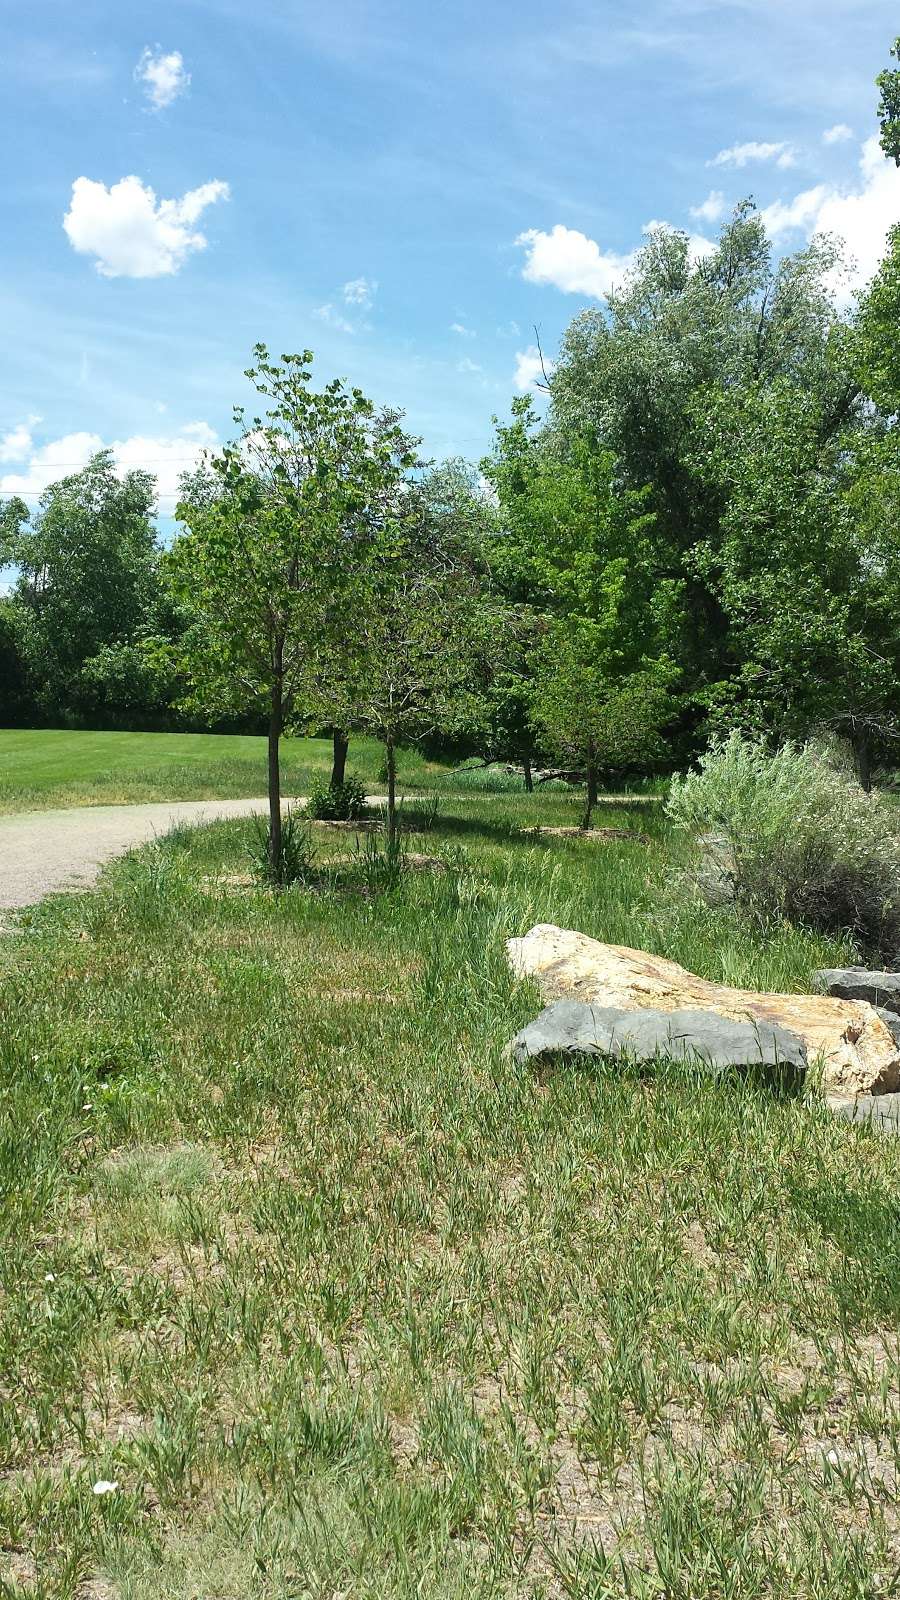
666;733;900;963
249;808;317;888
307;774;367;822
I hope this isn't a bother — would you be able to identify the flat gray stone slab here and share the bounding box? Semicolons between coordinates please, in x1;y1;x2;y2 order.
814;968;900;1016
509;1000;807;1075
826;1093;900;1133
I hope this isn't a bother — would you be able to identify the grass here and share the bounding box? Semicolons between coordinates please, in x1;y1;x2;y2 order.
1;785;899;1598
0;729;446;814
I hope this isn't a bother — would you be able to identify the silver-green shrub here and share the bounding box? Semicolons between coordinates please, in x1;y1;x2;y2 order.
667;733;900;963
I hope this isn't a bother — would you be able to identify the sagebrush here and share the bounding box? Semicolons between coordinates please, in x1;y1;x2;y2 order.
667;733;900;962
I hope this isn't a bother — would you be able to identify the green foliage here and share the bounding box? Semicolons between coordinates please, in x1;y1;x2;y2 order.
876;34;900;164
668;733;900;961
857;224;900;413
306;773;367;821
688;379;900;776
248;806;316;888
3;453;165;722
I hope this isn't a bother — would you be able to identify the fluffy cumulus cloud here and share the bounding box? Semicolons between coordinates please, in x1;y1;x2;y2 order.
456;356;483;375
313;303;356;334
0;422;217;507
450;321;475;338
513;346;552;392
518;219;714;303
135;47;190;111
0;415;41;463
517;224;636;299
690;189;726;225
823;123;854;146
709;139;795;170
761;137;900;297
63;175;230;279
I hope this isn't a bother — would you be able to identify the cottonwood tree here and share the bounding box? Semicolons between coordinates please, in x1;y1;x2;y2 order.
3;455;163;720
689;379;900;785
877;35;900;164
171;346;416;881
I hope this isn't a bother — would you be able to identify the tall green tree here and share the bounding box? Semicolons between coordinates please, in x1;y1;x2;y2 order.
171;346;416;881
3;455;162;720
485;398;678;821
550;212;860;725
877;35;900;164
689;378;900;784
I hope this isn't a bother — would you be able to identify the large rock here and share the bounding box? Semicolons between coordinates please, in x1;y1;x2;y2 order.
510;999;807;1076
813;968;900;1017
507;925;900;1098
826;1093;900;1133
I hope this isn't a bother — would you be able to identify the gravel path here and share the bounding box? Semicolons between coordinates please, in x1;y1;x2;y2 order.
0;798;290;911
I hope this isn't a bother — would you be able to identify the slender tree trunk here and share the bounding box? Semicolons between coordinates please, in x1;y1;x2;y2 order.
386;736;397;849
853;731;873;793
523;754;534;793
330;730;349;788
268;689;283;883
582;744;598;831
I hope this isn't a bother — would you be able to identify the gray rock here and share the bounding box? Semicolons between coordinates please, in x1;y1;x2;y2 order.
875;1007;900;1046
509;1000;807;1076
826;1093;900;1133
813;968;900;1016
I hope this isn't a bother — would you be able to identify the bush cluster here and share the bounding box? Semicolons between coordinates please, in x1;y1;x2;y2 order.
306;774;367;822
667;733;900;964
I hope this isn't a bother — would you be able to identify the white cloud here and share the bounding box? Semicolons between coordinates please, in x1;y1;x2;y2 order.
690;189;726;225
314;303;356;334
63;175;230;279
823;123;853;146
456;357;483;374
0;415;41;464
135;48;190;111
450;321;476;338
517;224;636;299
342;276;376;308
0;422;217;506
514;346;552;392
760;137;900;297
709;140;796;170
496;319;521;338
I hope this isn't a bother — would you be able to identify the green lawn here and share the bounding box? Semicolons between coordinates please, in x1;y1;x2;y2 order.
2;787;898;1599
0;728;447;814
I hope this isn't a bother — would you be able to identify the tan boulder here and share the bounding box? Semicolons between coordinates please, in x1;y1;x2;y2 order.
506;924;900;1098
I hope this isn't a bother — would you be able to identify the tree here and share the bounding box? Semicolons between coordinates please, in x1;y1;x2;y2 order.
4;456;162;720
877;35;900;165
171;346;416;882
857;225;900;414
531;622;676;826
688;378;900;785
324;473;501;847
549;212;860;732
484;398;679;822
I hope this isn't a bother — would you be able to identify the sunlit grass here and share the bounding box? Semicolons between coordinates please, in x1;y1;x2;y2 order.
0;790;896;1598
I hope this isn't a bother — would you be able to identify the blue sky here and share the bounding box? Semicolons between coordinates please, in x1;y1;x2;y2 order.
3;0;900;523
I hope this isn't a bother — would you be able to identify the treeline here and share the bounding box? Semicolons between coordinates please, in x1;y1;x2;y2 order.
2;207;900;815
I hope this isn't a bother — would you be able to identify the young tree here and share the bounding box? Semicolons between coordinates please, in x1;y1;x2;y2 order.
324;476;501;847
171;346;416;881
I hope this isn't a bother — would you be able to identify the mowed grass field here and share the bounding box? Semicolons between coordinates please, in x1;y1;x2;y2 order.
0;729;445;814
1;763;899;1599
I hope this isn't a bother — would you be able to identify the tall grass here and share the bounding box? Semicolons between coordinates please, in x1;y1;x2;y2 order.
0;791;894;1598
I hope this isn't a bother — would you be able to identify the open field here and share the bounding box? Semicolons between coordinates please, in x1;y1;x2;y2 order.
0;730;446;815
2;786;899;1599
